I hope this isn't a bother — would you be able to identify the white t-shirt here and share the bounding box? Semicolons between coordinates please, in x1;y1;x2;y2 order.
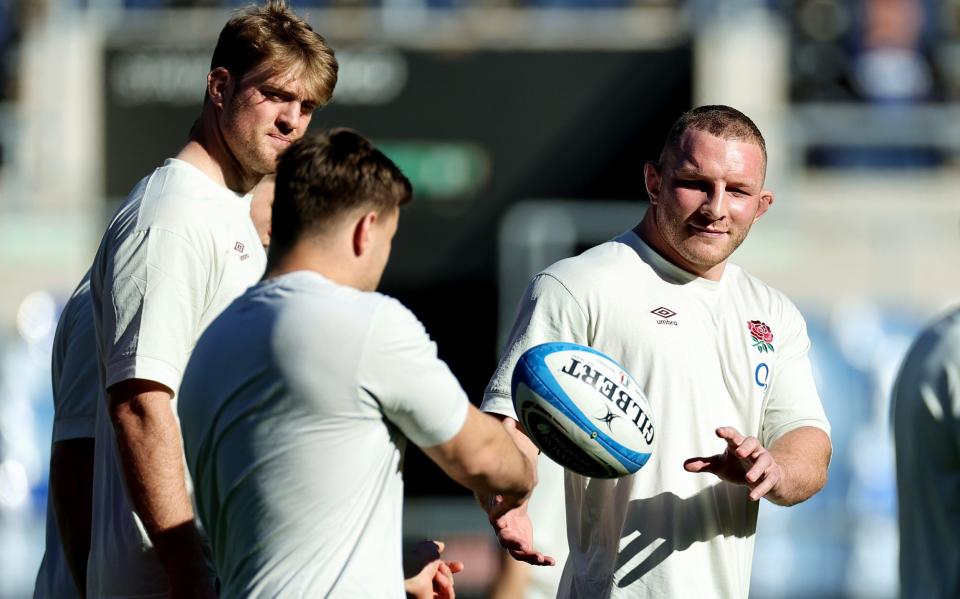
87;158;267;598
177;271;470;598
481;230;830;599
34;274;97;599
892;308;960;598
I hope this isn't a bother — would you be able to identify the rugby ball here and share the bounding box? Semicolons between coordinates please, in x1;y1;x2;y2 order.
511;342;654;479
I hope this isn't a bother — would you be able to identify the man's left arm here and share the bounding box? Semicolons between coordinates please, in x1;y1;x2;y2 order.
766;426;832;505
685;425;831;505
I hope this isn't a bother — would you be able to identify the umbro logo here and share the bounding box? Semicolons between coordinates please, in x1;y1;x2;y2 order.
651;306;678;326
234;241;250;261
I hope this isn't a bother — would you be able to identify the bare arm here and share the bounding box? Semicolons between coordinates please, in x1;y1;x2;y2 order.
474;416;554;566
108;378;213;596
50;437;94;595
765;426;832;505
421;405;536;510
684;426;831;506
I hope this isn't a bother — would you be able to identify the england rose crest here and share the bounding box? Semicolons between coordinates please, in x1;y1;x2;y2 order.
748;320;774;353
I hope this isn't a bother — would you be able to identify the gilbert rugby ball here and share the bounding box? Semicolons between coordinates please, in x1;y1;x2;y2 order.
511;342;654;479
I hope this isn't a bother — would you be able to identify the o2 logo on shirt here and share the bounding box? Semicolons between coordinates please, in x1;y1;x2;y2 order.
755;363;770;389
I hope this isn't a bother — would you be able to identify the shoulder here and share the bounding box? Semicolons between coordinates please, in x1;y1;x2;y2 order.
540;234;648;297
902;308;960;373
132;161;249;238
728;264;806;327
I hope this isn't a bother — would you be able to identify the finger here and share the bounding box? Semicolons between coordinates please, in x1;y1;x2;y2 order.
683;455;721;473
715;426;745;447
735;436;760;460
432;540;445;554
435;563;454;591
445;560;465;574
744;453;772;484
509;549;557;566
748;469;779;501
432;565;453;597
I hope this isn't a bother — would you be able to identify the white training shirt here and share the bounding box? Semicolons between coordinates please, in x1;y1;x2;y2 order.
34;274;97;599
892;308;960;598
177;271;470;598
87;158;267;598
481;230;830;599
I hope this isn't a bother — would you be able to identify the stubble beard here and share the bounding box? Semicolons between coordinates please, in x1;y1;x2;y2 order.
656;208;750;274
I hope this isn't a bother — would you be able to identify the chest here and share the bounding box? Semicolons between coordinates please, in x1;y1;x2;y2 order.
200;231;266;329
587;285;780;433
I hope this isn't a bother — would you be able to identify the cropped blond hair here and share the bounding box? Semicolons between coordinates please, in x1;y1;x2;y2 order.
210;0;338;105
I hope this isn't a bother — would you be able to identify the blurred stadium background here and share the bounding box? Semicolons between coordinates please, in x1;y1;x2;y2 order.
1;0;959;596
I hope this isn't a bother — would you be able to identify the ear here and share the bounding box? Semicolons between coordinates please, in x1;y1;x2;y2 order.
643;161;662;205
352;210;379;257
207;67;231;109
753;189;774;223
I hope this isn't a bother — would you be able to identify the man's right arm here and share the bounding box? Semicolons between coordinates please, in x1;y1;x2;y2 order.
108;378;214;597
469;416;555;566
421;406;535;512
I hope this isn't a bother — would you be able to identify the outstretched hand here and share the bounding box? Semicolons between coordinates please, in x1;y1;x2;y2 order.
684;426;783;502
403;540;465;599
482;496;556;566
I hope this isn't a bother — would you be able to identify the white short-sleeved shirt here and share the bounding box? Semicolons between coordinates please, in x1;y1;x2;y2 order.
87;158;267;598
481;230;830;599
177;271;469;598
892;308;960;598
34;275;98;599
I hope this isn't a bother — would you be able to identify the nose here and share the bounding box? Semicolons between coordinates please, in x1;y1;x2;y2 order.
276;101;301;135
701;182;726;220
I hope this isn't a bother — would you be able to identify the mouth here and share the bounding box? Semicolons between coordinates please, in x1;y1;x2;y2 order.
687;223;728;238
267;133;292;146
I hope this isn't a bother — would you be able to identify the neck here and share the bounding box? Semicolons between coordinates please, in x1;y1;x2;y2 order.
635;209;726;281
264;239;365;290
175;105;259;194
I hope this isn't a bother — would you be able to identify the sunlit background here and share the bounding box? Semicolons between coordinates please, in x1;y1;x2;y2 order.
1;0;958;597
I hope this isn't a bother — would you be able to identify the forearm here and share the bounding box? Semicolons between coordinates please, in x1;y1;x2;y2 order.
50;438;94;595
766;426;831;506
424;408;536;501
475;417;540;502
109;384;209;586
460;416;535;497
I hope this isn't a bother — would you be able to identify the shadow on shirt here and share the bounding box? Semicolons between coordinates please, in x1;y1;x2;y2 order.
614;483;755;588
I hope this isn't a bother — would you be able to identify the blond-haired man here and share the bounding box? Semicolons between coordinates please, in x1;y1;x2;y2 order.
87;2;336;597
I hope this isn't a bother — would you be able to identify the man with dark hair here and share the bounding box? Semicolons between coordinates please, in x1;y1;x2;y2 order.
86;1;337;596
177;129;536;597
480;105;832;598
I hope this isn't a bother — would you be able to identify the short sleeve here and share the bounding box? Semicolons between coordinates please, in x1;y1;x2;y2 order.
480;273;590;420
357;298;469;448
51;281;99;441
101;228;208;394
760;303;831;447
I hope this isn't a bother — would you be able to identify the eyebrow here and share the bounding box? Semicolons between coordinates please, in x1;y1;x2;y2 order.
261;84;319;107
672;166;756;189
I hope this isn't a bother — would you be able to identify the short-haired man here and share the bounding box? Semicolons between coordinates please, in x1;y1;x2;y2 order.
177;129;536;597
480;105;832;597
87;2;337;596
892;310;960;598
